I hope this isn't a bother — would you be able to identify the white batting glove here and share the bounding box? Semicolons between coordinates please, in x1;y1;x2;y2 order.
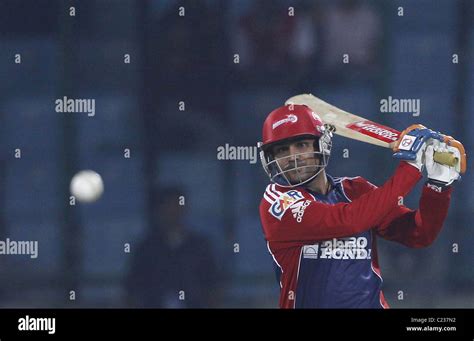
425;140;460;191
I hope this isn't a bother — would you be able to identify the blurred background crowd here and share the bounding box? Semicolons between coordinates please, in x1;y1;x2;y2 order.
0;0;472;307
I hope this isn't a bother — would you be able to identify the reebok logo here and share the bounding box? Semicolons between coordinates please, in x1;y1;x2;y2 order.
272;114;297;130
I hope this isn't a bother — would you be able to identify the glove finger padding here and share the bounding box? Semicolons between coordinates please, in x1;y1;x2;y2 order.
426;141;460;187
442;136;466;174
425;144;435;169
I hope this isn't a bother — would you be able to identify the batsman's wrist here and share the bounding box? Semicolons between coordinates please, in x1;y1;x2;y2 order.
426;179;451;192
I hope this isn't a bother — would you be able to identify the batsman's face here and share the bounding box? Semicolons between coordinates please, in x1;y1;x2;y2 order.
272;138;319;183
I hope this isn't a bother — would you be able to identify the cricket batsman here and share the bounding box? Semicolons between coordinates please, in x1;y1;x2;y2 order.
257;104;466;308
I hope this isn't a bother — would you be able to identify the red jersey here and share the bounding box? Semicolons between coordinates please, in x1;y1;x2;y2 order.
259;162;452;308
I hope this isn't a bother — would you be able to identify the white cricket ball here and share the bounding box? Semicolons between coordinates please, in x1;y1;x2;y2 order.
70;170;104;203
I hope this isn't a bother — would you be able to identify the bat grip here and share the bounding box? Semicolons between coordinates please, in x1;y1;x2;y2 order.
433;151;457;167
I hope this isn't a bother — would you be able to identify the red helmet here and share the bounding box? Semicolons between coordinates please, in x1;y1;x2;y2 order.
261;104;324;149
258;104;332;187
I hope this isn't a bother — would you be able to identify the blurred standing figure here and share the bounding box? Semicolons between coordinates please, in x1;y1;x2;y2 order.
126;187;220;308
237;0;295;73
287;1;323;90
320;0;382;79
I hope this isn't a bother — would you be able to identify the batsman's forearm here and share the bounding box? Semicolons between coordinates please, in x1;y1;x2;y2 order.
268;162;422;242
413;185;452;245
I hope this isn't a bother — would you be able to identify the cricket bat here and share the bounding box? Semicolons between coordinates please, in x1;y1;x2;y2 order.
285;94;461;169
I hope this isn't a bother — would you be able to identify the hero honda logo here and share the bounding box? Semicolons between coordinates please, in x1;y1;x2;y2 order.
272;114;298;130
269;190;304;220
303;237;372;260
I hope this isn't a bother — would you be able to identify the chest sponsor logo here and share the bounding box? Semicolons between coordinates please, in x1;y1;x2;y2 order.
269;190;304;220
303;237;371;260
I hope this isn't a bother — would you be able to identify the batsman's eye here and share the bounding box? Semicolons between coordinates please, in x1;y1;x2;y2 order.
275;146;289;154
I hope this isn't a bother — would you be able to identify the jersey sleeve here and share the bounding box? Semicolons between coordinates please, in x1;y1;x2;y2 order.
375;185;452;247
343;172;452;248
260;162;422;243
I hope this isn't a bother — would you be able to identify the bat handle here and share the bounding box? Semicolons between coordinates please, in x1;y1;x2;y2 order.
433;151;457;167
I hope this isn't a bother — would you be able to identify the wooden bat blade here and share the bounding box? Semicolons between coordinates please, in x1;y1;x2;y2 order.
285;93;400;148
285;93;458;168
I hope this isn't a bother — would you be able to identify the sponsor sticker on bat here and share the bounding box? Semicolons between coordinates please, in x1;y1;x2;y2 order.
347;121;400;143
